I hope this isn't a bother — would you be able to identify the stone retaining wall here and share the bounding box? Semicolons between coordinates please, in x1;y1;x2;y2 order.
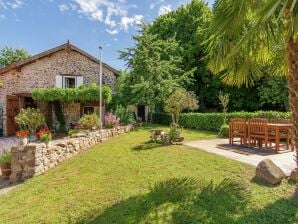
10;126;133;183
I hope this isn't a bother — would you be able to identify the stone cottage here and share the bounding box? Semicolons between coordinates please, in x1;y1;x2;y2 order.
0;42;119;136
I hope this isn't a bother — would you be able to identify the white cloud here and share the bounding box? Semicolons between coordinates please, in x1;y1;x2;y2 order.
0;0;24;9
158;4;172;16
57;0;144;34
120;14;143;30
105;28;119;35
58;4;69;12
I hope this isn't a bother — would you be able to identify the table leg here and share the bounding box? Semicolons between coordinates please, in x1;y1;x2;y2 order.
275;127;280;153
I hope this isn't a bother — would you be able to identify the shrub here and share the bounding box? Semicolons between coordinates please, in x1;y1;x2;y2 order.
68;129;80;136
15;108;45;134
79;114;99;130
218;124;229;138
115;105;136;125
104;113;119;128
164;88;198;124
153;111;291;132
0;152;12;166
168;123;182;141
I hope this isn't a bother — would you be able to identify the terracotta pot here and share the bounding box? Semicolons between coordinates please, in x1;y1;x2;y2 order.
173;137;184;142
0;164;11;179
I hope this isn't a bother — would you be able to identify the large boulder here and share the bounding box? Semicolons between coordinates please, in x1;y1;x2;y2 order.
290;168;298;182
256;159;286;185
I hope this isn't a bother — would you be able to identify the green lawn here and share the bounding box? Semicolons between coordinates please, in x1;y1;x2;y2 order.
0;126;296;224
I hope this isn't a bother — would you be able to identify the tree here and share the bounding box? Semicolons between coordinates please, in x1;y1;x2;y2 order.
205;0;298;183
164;88;198;124
218;91;229;125
120;26;194;122
258;76;288;111
0;46;30;68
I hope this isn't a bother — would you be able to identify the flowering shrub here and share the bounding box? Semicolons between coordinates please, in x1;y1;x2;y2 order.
79;114;99;130
104;113;119;128
36;129;52;143
16;130;29;138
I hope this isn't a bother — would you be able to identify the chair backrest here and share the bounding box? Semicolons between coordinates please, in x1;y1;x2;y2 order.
270;119;291;124
230;118;246;133
248;118;268;135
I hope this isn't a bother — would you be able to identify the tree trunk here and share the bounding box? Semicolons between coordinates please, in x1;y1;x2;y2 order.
287;37;298;170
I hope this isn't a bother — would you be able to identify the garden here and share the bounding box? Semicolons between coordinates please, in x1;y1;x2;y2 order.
0;125;297;223
0;0;298;223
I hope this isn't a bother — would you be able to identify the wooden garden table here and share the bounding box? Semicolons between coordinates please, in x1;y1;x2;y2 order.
267;123;293;152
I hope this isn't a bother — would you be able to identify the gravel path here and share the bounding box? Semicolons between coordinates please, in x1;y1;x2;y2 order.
0;137;20;152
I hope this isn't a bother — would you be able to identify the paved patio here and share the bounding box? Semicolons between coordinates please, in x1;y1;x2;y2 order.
184;138;296;176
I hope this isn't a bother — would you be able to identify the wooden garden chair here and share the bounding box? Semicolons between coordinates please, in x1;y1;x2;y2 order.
229;118;247;146
248;118;275;149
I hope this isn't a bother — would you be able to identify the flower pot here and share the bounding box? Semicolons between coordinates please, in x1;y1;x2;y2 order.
0;164;11;179
173;137;184;142
45;141;52;148
21;137;28;146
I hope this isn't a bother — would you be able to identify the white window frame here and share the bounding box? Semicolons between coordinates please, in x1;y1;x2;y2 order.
63;76;76;89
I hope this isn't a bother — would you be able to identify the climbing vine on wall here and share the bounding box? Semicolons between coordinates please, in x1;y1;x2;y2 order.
53;101;66;133
32;84;112;103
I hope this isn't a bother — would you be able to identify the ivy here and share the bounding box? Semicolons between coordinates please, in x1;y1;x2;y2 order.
32;84;112;104
53;101;66;133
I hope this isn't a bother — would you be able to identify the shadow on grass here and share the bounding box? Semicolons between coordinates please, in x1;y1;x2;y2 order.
74;177;297;224
132;140;166;151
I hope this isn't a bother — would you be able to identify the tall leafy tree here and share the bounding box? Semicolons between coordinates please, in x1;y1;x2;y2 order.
205;0;298;180
0;46;30;68
120;26;194;121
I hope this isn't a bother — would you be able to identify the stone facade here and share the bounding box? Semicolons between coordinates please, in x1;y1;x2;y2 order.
0;43;119;136
10;125;133;182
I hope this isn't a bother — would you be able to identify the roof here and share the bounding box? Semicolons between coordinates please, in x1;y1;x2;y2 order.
0;42;120;76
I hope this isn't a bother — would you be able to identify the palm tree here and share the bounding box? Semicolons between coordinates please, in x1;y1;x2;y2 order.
205;0;298;180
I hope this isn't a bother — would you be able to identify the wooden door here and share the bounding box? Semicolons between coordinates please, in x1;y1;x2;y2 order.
6;95;19;136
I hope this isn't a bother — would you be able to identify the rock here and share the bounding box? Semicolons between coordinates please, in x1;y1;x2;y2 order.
256;159;286;185
290;168;298;182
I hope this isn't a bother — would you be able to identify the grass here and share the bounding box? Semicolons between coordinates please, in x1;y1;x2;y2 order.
0;125;297;223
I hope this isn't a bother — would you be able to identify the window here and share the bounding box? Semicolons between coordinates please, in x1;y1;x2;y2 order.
55;75;84;89
65;77;76;88
83;106;99;115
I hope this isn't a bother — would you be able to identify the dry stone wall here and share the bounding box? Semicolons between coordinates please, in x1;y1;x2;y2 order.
10;126;133;183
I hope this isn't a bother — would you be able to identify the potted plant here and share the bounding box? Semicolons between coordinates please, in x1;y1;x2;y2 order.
169;123;184;144
79;114;99;130
37;129;52;148
15;108;46;142
16;130;29;146
0;152;12;178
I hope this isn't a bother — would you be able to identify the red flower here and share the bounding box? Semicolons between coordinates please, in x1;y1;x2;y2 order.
16;130;29;138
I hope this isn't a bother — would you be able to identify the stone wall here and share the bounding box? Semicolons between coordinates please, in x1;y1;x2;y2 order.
10;126;133;183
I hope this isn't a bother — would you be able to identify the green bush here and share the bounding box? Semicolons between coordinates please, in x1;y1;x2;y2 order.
115;105;136;125
15;108;45;134
79;114;99;130
68;129;80;136
153;111;291;132
168;123;182;141
218;124;229;138
0;152;12;166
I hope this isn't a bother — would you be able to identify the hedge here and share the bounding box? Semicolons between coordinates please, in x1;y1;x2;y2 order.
152;111;291;132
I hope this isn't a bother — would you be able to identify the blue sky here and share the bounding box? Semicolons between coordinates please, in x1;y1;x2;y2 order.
0;0;215;70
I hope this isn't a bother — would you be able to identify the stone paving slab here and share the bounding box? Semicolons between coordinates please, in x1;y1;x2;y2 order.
184;138;296;176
